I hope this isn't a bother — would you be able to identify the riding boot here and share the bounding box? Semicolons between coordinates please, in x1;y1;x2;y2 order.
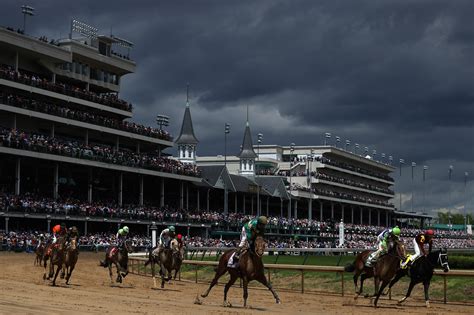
400;255;411;269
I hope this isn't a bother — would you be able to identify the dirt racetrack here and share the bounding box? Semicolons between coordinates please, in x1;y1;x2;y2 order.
0;252;472;315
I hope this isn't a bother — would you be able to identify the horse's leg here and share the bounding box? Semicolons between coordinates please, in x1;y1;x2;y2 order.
373;280;389;308
151;260;157;288
386;270;405;295
423;280;431;308
52;262;61;286
60;261;66;279
201;265;228;298
353;270;360;292
66;265;75;284
174;269;178;280
242;277;249;308
398;279;416;305
114;262;122;283
223;273;238;307
356;273;369;299
43;257;48;280
108;262;114;284
371;275;380;298
256;273;281;304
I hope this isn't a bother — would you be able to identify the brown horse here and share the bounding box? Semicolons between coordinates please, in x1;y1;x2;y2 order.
61;237;79;284
372;240;406;307
34;243;45;266
43;236;67;286
100;240;132;284
145;239;184;288
199;236;280;308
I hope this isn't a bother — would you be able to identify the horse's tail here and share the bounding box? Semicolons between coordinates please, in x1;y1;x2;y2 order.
344;262;356;272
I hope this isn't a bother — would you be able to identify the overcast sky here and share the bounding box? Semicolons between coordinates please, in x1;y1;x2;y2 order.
2;0;473;217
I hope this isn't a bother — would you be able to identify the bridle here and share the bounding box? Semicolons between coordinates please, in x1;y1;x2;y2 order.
438;251;450;271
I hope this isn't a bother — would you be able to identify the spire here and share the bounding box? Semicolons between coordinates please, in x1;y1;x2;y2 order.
176;84;198;145
238;106;257;159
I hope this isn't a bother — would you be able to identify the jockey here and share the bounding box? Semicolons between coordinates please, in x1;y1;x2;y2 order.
401;229;434;269
51;223;67;244
159;226;176;249
116;226;129;248
37;234;45;249
235;216;268;260
176;233;184;248
365;226;401;267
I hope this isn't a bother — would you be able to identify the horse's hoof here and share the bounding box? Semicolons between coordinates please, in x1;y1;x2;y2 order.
398;297;406;305
60;273;65;279
223;301;232;307
194;297;202;305
426;301;430;308
276;299;281;304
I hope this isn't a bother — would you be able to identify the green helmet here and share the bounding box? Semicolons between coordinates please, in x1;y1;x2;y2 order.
258;216;268;225
123;226;129;234
169;226;176;232
392;226;401;236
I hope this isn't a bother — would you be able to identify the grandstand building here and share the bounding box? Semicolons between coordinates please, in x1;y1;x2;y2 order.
0;22;204;234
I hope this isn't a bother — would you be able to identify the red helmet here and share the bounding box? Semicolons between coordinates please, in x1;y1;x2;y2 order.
177;234;183;240
52;224;61;234
426;229;434;236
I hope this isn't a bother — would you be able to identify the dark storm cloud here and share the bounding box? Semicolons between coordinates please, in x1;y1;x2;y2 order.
1;0;473;215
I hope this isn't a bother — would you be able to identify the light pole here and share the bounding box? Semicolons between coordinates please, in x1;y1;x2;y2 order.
389;155;393;165
372;149;377;161
156;114;169;158
224;123;230;216
21;5;35;33
345;139;350;151
335;136;341;148
224;123;230;166
288;143;295;219
399;159;405;211
411;162;416;212
355;143;360;155
256;133;263;216
449;165;453;214
324;133;331;145
364;147;369;156
464;171;468;228
423;165;428;213
381;153;386;164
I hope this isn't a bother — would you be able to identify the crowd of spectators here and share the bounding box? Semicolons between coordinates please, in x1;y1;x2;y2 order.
314;172;393;195
0;127;200;177
0;92;172;141
0;65;132;111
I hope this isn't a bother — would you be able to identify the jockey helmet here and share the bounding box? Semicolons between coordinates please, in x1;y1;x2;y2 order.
169;226;176;232
258;216;268;225
123;226;129;234
52;224;61;234
392;226;401;236
426;229;434;236
177;234;182;240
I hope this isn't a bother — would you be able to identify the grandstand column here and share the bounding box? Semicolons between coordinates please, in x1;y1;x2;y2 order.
87;168;93;203
369;209;372;225
331;202;334;219
197;189;200;211
180;181;184;209
85;130;89;145
12;114;17;129
351;206;354;224
377;210;381;226
206;189;210;211
251;196;254;215
5;217;9;234
280;198;283;217
14;52;18;72
287;199;291;219
47;219;51;232
84;221;88;235
160;178;165;207
308;197;312;220
139;175;144;206
136;142;140;154
205;228;209;239
53;163;59;200
115;136;120;151
341;205;345;222
234;194;238;212
15;158;20;196
319;201;323;221
266;196;269;217
51;123;55;137
118;173;123;206
360;207;363;224
243;195;246;213
186;184;189;210
294;200;298;219
146;224;149;237
52;73;56;84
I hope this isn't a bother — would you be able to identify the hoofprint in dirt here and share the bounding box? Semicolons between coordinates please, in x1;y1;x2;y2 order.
0;252;472;315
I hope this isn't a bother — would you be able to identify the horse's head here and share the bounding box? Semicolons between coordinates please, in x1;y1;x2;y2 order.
388;238;406;260
439;248;450;272
122;239;133;253
254;236;266;257
69;238;77;250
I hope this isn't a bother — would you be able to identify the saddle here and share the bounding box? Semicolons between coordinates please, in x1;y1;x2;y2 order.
109;247;119;258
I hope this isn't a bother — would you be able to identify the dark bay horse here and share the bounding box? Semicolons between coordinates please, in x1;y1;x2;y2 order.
145;239;184;288
199;236;280;308
344;249;374;298
34;243;45;266
43;236;67;286
61;236;79;285
372;240;406;307
387;248;449;308
100;240;132;284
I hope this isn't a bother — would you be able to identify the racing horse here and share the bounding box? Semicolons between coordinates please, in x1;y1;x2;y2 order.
387;248;449;308
100;239;133;284
43;236;67;286
345;239;405;300
199;236;280;308
372;239;406;307
61;235;79;285
145;239;184;288
34;242;45;266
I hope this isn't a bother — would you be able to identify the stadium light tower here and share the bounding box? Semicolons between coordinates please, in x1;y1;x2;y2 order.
411;162;417;212
389;155;393;165
465;172;469;228
256;133;263;216
449;165;453;213
335;136;341;148
324;133;331;145
288;143;295;219
364;147;369;156
224;123;230;166
354;143;360;155
399;159;405;211
423;165;428;213
156;114;169;131
345;139;350;151
21;5;35;33
381;153;386;163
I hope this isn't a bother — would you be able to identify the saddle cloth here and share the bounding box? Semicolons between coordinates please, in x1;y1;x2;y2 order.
227;252;238;268
109;247;118;258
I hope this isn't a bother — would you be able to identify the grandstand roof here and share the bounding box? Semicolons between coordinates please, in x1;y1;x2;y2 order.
255;176;289;200
199;165;235;191
176;102;198;145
